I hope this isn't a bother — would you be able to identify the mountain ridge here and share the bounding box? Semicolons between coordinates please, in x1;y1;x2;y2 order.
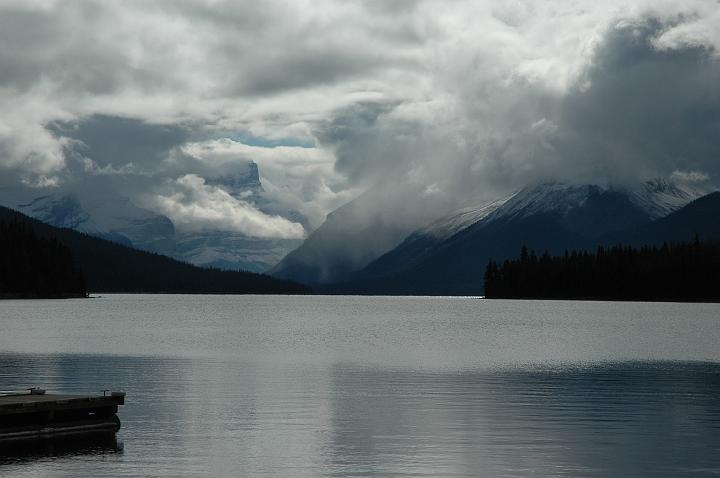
8;161;301;273
270;183;455;284
321;179;717;295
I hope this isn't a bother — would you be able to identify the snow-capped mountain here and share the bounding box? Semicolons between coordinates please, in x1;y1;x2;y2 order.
17;193;176;255
409;179;702;246
270;183;456;284
9;161;303;273
626;178;709;219
17;194;94;230
350;194;515;282
416;195;515;242
205;161;263;199
171;162;303;272
173;231;301;273
15;189;296;273
483;183;601;222
464;179;708;226
332;178;716;294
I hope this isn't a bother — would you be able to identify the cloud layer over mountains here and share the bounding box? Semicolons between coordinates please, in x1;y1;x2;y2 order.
1;0;719;239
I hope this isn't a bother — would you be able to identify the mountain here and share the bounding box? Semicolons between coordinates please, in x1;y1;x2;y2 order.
269;184;455;284
173;232;301;273
604;191;720;246
326;179;713;295
624;178;707;219
17;193;176;255
354;194;514;281
205;161;263;198
10;161;301;273
484;193;720;301
0;206;309;294
173;162;302;273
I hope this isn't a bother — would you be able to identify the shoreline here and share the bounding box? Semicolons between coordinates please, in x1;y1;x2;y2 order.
0;293;88;300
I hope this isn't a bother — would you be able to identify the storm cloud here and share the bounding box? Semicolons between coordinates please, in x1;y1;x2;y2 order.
1;0;719;238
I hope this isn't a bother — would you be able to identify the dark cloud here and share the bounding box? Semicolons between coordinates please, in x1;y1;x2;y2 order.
300;13;720;248
315;102;404;185
0;5;142;95
223;50;394;98
52;115;191;172
554;21;720;183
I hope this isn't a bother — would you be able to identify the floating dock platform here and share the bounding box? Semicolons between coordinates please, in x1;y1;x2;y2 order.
0;389;125;444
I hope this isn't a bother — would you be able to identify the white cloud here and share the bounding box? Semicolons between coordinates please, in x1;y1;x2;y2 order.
0;83;71;179
153;174;305;239
652;5;720;53
1;0;720;232
670;170;710;183
181;138;356;229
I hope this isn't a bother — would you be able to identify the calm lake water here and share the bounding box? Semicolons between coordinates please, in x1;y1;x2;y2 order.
1;295;719;477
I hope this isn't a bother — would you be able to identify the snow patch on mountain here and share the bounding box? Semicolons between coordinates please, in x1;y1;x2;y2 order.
418;194;517;241
477;178;710;224
393;177;710;261
487;182;604;221
17;195;95;231
626;178;709;219
17;193;176;254
174;231;302;273
10;160;306;273
205;161;263;199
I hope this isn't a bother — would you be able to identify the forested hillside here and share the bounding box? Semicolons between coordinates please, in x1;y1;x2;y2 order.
0;220;87;298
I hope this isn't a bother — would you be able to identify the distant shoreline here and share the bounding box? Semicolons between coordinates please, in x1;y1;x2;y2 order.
0;293;88;300
481;296;720;304
3;292;718;303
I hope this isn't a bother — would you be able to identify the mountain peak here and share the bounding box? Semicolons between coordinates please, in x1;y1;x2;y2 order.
418;194;516;241
626;178;709;219
205;161;263;199
492;182;605;221
16;192;175;254
490;178;710;222
17;194;93;230
333;178;720;295
644;178;676;193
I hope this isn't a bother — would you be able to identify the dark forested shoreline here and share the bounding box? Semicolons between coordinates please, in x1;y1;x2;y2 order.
0;220;87;299
484;239;720;302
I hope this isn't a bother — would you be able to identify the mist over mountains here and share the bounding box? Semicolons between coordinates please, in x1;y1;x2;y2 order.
1;2;720;290
0;161;301;273
273;178;718;293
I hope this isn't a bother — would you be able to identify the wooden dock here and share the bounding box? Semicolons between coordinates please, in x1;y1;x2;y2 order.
0;389;125;444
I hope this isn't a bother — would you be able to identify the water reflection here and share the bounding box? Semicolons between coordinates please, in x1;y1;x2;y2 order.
0;353;196;476
1;353;720;477
0;433;122;464
325;362;720;477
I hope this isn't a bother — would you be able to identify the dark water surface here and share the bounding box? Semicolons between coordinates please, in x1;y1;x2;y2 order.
0;295;719;477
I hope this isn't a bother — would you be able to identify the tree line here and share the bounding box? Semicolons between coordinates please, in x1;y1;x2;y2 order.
484;238;720;302
0;220;87;298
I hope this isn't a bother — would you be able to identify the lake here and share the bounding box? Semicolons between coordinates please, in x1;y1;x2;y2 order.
1;295;719;477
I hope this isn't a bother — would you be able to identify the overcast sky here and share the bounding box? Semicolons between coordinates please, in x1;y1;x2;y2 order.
1;0;719;238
